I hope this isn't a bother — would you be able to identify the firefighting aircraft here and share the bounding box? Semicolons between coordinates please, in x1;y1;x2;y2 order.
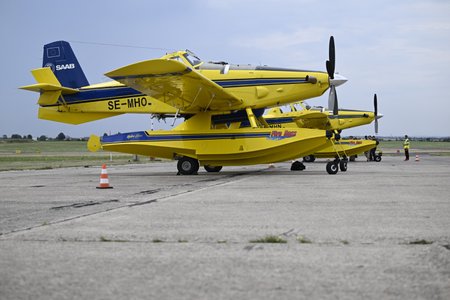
21;37;348;175
260;94;382;173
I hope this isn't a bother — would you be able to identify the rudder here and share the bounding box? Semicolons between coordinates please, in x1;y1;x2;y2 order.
43;41;89;88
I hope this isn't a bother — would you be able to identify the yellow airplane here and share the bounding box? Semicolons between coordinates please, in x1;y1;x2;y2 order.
20;39;344;124
260;94;382;173
22;37;348;175
264;94;380;133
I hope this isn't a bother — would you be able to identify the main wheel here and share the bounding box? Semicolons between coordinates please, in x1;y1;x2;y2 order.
177;156;200;175
326;161;339;175
339;160;348;172
302;155;316;163
349;155;356;162
374;155;382;162
204;165;223;172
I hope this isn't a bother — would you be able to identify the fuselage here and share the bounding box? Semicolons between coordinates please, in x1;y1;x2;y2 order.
37;50;330;123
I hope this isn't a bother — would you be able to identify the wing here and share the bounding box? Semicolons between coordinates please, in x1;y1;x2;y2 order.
295;110;330;129
105;59;242;113
296;111;328;120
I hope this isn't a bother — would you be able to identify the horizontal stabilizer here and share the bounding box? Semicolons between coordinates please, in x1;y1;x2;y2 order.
38;107;122;124
20;68;78;106
20;82;77;94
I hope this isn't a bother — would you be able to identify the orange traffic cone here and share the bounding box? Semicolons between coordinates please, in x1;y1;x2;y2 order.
96;164;113;189
415;154;420;162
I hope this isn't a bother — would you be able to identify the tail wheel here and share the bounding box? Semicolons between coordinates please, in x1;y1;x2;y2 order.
302;155;316;163
204;165;223;172
177;156;199;175
339;160;348;172
326;161;339;175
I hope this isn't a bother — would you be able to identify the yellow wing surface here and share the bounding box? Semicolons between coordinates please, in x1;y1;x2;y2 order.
105;59;243;113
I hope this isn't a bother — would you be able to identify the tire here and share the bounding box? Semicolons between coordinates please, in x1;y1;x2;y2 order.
177;156;200;175
302;155;316;163
349;155;356;162
326;161;339;175
339;160;348;172
204;165;223;172
374;155;382;162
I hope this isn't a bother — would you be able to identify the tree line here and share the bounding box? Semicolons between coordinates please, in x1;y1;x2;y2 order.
1;132;88;141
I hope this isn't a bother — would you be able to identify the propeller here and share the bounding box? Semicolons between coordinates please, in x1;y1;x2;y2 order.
326;36;347;116
374;93;379;134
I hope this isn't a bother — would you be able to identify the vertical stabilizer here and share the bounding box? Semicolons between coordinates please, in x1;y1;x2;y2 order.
43;41;89;88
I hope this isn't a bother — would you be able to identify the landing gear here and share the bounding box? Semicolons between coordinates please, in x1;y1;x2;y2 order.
204;165;223;172
339;159;348;172
326;161;339;175
290;160;306;171
325;156;347;174
177;156;199;175
374;152;382;162
302;155;316;163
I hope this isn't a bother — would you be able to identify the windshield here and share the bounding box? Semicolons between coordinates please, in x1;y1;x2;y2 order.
183;52;202;67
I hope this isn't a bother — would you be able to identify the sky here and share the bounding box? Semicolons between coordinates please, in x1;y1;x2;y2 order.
1;0;449;138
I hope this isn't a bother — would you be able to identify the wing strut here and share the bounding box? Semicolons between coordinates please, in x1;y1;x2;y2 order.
171;109;180;127
246;108;258;128
204;94;216;112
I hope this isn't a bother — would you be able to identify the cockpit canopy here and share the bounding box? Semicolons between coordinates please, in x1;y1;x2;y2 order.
162;50;203;68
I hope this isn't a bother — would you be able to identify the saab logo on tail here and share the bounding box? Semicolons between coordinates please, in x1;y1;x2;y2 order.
55;63;75;71
44;63;55;72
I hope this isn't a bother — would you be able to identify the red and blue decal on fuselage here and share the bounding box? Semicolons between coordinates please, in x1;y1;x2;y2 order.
267;130;297;140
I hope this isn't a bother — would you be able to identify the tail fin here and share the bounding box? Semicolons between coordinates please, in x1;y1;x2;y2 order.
43;41;89;88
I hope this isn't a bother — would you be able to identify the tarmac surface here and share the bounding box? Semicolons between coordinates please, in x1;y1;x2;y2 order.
0;155;449;299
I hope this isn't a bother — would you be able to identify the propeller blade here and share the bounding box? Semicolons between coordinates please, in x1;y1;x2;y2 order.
333;88;339;116
374;93;379;134
326;36;335;79
374;94;378;117
328;85;338;115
